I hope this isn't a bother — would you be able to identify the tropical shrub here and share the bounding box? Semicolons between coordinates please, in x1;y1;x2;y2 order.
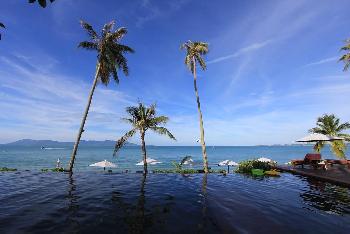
235;160;273;174
41;167;65;172
152;168;226;174
0;167;17;172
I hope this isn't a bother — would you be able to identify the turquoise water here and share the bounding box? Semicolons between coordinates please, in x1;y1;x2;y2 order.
0;145;341;171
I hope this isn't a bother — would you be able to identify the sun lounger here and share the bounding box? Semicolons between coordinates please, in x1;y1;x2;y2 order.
324;159;350;168
291;153;322;168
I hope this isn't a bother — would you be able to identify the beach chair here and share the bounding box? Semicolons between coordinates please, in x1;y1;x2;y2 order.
324;159;350;169
291;153;322;168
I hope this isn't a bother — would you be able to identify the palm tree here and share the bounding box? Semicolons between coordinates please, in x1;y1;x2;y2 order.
114;102;176;174
67;20;134;172
309;114;350;159
339;39;350;71
180;40;209;173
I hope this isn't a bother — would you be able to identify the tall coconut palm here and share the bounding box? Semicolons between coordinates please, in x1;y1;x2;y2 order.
68;20;134;172
339;39;350;71
180;40;209;173
309;114;350;159
114;102;176;174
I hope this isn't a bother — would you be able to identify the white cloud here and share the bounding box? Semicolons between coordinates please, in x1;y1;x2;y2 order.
304;56;338;67
208;39;273;64
0;54;135;143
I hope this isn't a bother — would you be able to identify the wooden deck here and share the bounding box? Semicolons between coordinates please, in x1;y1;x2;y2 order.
275;164;350;187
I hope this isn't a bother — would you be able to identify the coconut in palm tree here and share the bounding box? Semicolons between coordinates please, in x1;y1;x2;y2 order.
114;102;176;174
180;40;209;173
309;114;350;158
68;20;134;172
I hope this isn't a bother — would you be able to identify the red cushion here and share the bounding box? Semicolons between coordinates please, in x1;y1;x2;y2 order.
304;153;321;161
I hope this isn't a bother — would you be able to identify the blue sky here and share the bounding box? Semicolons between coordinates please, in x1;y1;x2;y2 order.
1;0;350;145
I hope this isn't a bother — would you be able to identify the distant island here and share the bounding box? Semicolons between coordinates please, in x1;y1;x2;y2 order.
1;139;138;147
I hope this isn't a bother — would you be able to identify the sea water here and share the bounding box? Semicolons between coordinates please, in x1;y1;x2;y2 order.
0;172;349;233
1;145;350;233
0;145;341;172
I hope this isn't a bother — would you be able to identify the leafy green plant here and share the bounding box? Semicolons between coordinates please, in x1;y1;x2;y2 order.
0;167;17;172
41;167;65;172
153;168;226;174
235;160;273;174
171;155;193;172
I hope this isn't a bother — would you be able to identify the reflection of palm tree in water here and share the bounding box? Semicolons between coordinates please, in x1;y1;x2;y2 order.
66;174;80;232
198;173;208;232
111;174;173;233
130;173;147;234
300;178;350;214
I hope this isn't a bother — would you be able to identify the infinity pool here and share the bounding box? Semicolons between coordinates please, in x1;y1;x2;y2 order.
0;172;349;233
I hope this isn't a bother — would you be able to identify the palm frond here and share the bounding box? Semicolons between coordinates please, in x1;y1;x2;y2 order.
102;20;115;38
337;122;350;132
109;27;128;41
150;126;176;140
184;55;194;73
338;133;350;141
113;129;137;156
313;141;324;153
122;118;134;124
341;56;350;71
196;54;206;71
78;41;98;50
80;20;98;40
194;42;209;55
331;140;346;159
150;116;169;125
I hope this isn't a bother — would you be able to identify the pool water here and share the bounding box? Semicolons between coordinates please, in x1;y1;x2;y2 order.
0;172;349;233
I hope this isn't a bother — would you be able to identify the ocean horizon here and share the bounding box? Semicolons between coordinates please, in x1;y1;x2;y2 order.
0;144;341;172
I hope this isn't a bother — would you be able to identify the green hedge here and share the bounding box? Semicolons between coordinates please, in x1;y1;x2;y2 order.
235;160;274;174
41;167;65;172
0;167;17;172
152;169;227;174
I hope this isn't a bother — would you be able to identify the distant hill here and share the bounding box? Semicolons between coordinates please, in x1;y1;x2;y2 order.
2;139;138;147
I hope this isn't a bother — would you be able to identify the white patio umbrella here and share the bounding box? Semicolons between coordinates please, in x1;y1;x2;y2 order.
218;160;238;173
136;158;162;166
296;133;344;142
89;160;117;170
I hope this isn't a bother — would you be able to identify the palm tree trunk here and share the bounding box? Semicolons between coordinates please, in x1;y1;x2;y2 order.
67;63;101;172
141;131;148;174
192;58;209;173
